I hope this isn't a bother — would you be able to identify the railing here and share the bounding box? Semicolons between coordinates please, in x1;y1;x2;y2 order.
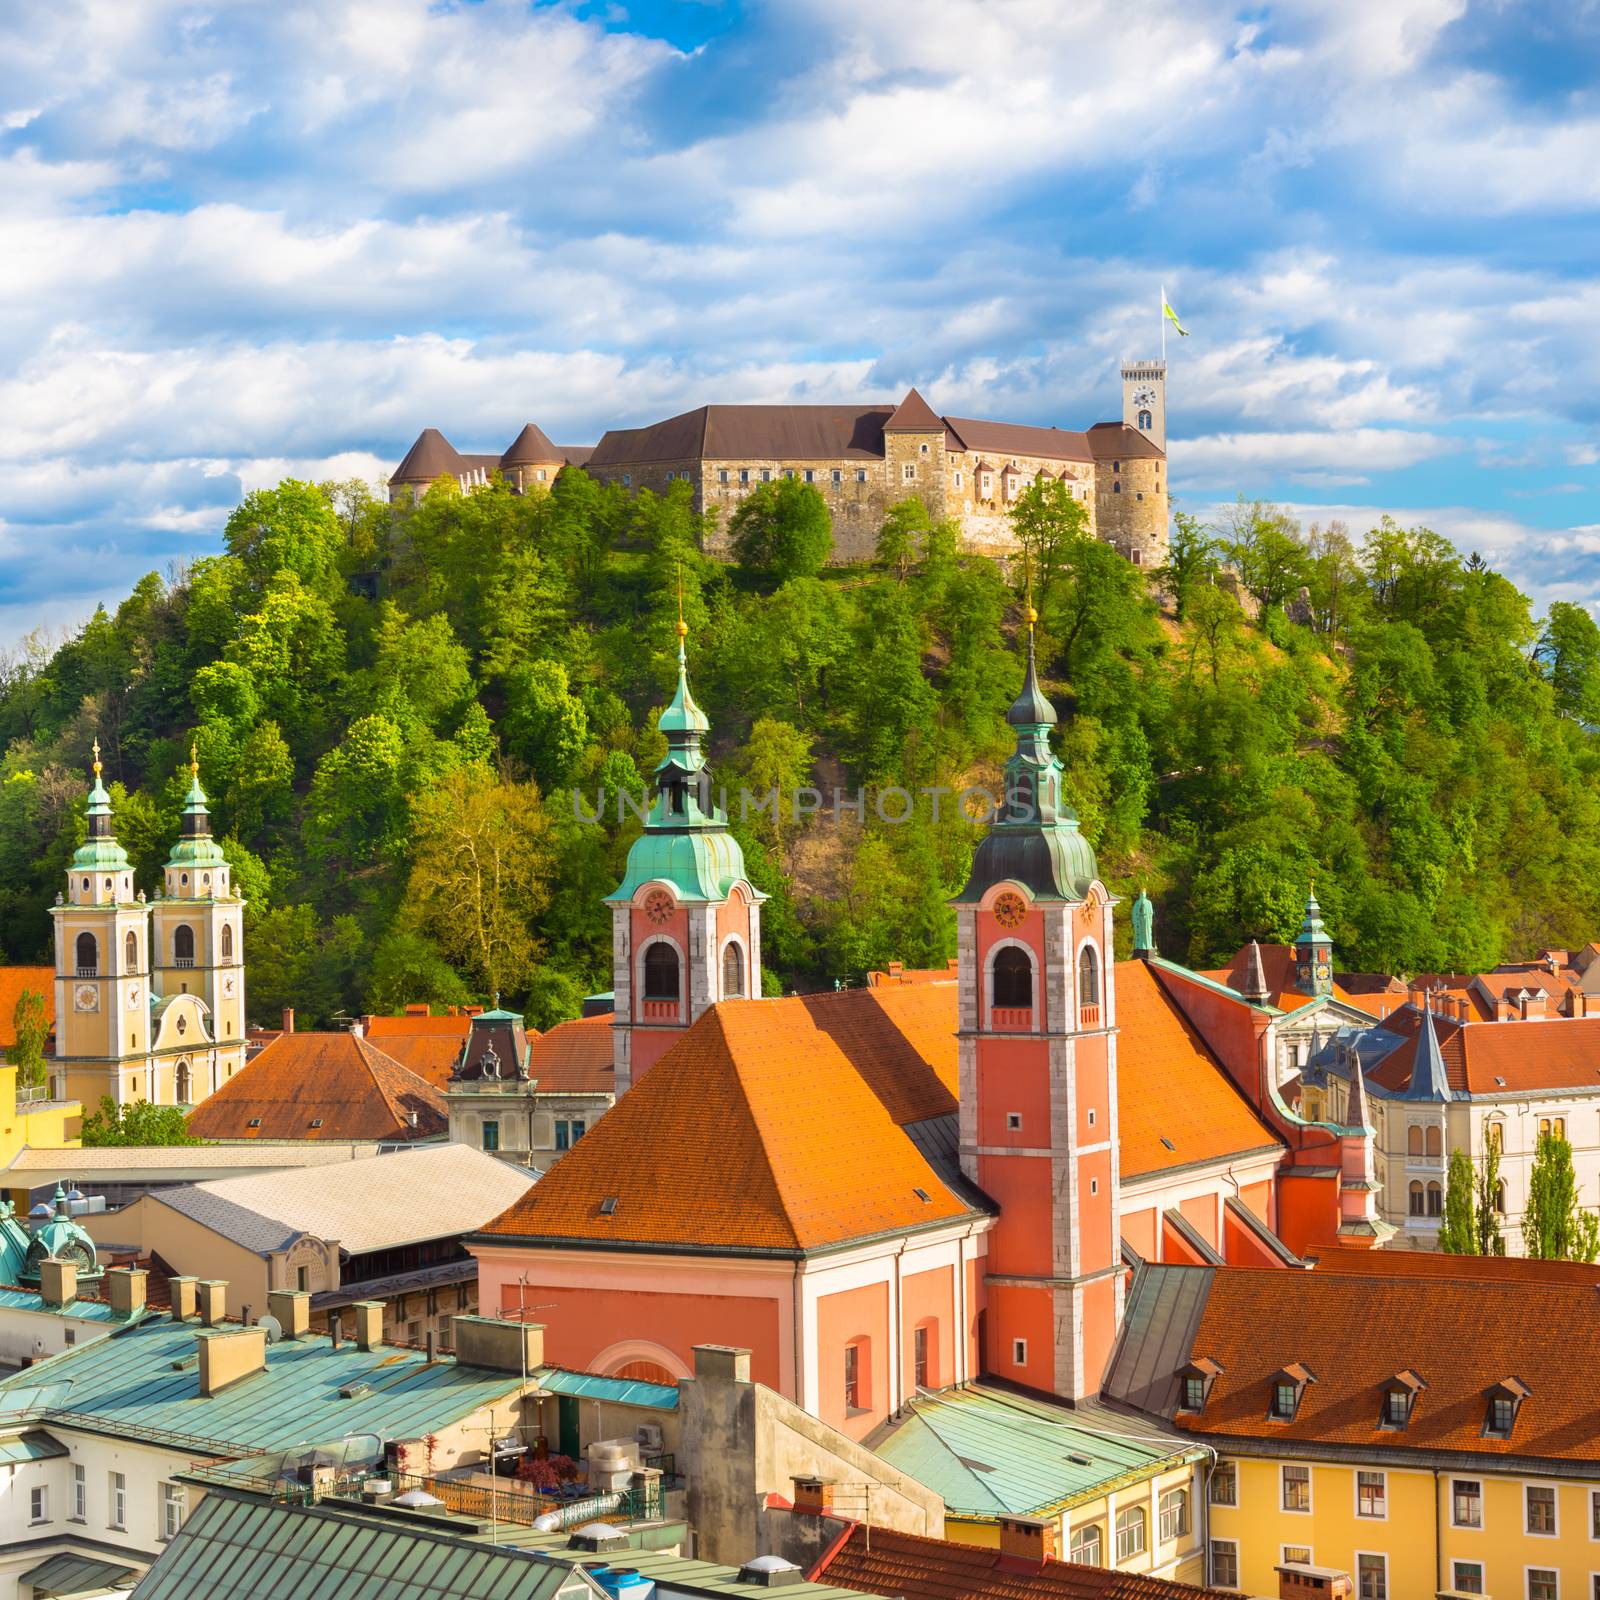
640;999;677;1021
76;966;97;978
1078;1004;1102;1029
175;957;196;969
368;1470;662;1528
991;1006;1033;1032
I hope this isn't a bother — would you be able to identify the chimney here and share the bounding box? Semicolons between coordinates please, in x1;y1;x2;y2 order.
791;1476;835;1516
1519;991;1536;1021
352;1300;384;1351
1573;992;1588;1019
426;1329;439;1364
198;1280;228;1327
106;1266;147;1318
450;1314;544;1374
998;1515;1057;1565
692;1344;751;1384
267;1288;311;1339
349;1018;365;1039
330;1313;343;1350
281;1006;295;1034
170;1276;199;1320
198;1326;269;1396
39;1258;77;1308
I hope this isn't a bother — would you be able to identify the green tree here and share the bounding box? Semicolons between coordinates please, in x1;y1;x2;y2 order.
1010;478;1090;593
82;1096;200;1146
224;480;347;599
7;987;48;1089
1476;1142;1506;1256
1157;511;1218;619
736;717;815;858
1536;601;1600;722
1438;1146;1479;1254
876;496;931;582
504;659;590;791
728;479;834;582
1216;498;1310;611
1523;1131;1595;1260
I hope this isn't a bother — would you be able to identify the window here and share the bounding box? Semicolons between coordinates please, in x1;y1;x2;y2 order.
1114;1505;1146;1561
76;931;98;976
1138;409;1153;431
1112;461;1120;472
740;468;750;485
1408;1179;1425;1215
782;469;794;480
1528;1483;1557;1534
643;941;680;1001
1426;1124;1443;1157
1553;1116;1567;1140
64;1327;75;1345
1357;1554;1387;1600
623;473;632;486
1158;1487;1189;1541
125;929;138;970
1012;1337;1028;1366
1357;1470;1386;1517
903;464;916;482
297;1265;309;1291
1408;1124;1424;1156
1488;1389;1521;1437
174;923;195;965
1273;1380;1301;1418
1283;1546;1313;1565
110;1471;126;1529
843;1340;869;1411
555;1119;586;1151
1452;1563;1484;1596
1382;1388;1411;1428
919;442;929;455
175;1060;191;1103
1210;1541;1239;1588
221;923;234;961
30;1484;48;1522
1529;1572;1558;1600
719;469;729;483
1069;1524;1102;1565
481;1120;500;1152
1494;1179;1507;1214
1486;1121;1504;1152
804;469;814;483
914;1324;929;1388
1210;1461;1238;1506
1282;1464;1311;1512
981;473;993;494
1592;1487;1600;1537
162;1482;186;1540
1078;944;1100;1008
953;471;963;489
1113;481;1121;494
722;940;746;998
73;1463;86;1520
993;945;1033;1008
857;468;867;483
1427;1181;1443;1216
762;469;771;482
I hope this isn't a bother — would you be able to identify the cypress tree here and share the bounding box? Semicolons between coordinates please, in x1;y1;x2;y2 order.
1438;1147;1479;1254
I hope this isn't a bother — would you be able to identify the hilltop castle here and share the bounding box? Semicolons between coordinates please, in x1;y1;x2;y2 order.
390;362;1171;567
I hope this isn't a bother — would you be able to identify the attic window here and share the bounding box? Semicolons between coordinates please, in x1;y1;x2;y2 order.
1178;1357;1223;1414
913;1187;931;1203
600;1196;620;1217
1380;1369;1426;1429
1270;1363;1316;1421
309;1118;324;1129
1484;1378;1529;1438
247;1118;261;1129
1160;1136;1176;1151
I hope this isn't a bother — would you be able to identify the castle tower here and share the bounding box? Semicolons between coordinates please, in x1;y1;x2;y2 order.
149;752;246;1102
952;608;1121;1401
881;387;949;522
51;743;152;1108
606;616;765;1092
1122;361;1166;451
1293;885;1334;998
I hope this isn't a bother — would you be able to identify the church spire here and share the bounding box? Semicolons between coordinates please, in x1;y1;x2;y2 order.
165;748;228;880
1293;880;1335;996
72;739;130;871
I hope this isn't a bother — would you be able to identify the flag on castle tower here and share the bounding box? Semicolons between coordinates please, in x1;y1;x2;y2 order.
1161;288;1188;337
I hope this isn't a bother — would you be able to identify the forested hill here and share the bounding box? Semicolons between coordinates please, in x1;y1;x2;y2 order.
3;471;1598;1030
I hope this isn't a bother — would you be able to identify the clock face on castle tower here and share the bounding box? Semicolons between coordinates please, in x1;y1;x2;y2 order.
1132;386;1157;408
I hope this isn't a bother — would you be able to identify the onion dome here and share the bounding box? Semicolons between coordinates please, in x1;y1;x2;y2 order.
166;747;229;873
21;1184;98;1282
71;740;130;873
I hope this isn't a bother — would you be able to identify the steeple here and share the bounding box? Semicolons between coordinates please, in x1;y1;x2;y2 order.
1349;1055;1374;1132
1406;1004;1454;1102
72;740;130;874
167;746;229;875
1293;882;1334;997
1239;939;1271;1004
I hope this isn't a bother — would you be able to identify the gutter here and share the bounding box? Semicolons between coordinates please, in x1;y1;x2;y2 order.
1170;1429;1600;1482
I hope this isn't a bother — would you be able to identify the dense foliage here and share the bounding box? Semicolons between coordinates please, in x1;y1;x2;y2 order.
2;471;1598;1030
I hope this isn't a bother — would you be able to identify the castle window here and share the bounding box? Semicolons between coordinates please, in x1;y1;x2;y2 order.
857;468;867;483
953;471;962;489
993;946;1033;1009
740;468;750;485
719;469;729;483
221;925;234;962
919;442;929;455
1138;410;1152;431
903;464;916;482
644;941;680;1002
125;931;138;971
623;474;632;486
981;474;992;495
1132;550;1142;565
174;925;196;967
1113;481;1121;494
1113;461;1120;471
832;468;842;485
783;469;794;480
722;941;745;998
762;469;771;482
1078;944;1101;1009
804;469;814;483
1136;491;1143;500
76;932;98;977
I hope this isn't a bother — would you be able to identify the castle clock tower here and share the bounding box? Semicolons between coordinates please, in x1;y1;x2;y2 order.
606;619;765;1092
952;609;1122;1402
1122;360;1166;451
52;743;151;1108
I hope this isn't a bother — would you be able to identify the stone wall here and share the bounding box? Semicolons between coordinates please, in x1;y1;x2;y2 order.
1095;455;1168;569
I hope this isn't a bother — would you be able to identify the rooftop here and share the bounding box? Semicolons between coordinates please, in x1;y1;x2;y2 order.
526;1013;615;1096
1356;1005;1600;1097
0;966;53;1051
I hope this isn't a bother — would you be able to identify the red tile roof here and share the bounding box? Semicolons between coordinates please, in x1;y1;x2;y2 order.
364;1014;474;1039
0;967;53;1051
526;1013;615;1096
815;1523;1219;1600
1304;1247;1600;1287
1204;944;1382;1015
185;1031;446;1142
1161;1263;1600;1461
1364;1007;1600;1096
370;1034;463;1089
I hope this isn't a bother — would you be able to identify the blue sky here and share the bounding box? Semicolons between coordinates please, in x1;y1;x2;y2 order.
2;0;1598;649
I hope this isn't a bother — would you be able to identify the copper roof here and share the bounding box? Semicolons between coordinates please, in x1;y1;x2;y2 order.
392;427;466;484
185;1031;447;1142
0;967;53;1051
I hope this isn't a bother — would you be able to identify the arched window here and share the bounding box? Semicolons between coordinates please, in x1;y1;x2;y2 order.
220;924;234;962
1426;1181;1443;1217
75;932;98;976
1407;1125;1424;1157
124;930;138;972
174;924;195;966
1425;1125;1442;1158
1078;944;1101;1008
643;942;680;1001
175;1060;191;1104
1408;1180;1424;1216
1485;1121;1504;1154
1494;1180;1507;1215
1112;481;1121;494
1069;1523;1102;1564
722;941;745;998
993;946;1033;1009
1138;409;1153;431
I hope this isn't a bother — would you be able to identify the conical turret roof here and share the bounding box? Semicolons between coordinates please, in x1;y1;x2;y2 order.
392;428;465;484
1239;940;1270;1003
1405;1004;1454;1102
499;422;564;467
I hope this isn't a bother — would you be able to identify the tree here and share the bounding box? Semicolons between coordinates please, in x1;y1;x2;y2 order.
1157;512;1218;620
736;718;814;858
8;988;48;1090
1476;1141;1506;1256
1523;1131;1597;1260
1535;601;1600;722
406;765;554;999
1438;1147;1479;1254
81;1096;200;1146
876;496;931;582
728;479;833;582
224;480;347;599
1215;498;1310;611
503;659;590;791
1010;478;1090;594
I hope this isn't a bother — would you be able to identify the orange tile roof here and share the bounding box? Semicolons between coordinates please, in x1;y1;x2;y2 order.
1117;963;1279;1179
1203;944;1373;1014
0;967;54;1051
371;1033;463;1089
1365;1008;1600;1096
1154;1263;1600;1462
816;1523;1221;1600
476;989;973;1254
526;1013;615;1096
364;1014;474;1039
185;1031;446;1142
1304;1247;1600;1287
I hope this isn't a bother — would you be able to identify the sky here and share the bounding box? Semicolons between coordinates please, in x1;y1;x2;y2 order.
2;0;1599;650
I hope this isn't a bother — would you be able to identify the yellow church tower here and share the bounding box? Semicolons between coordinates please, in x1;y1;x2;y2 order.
51;743;153;1109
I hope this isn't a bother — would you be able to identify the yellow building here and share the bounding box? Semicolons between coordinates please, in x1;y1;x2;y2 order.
0;1062;81;1209
1105;1251;1600;1598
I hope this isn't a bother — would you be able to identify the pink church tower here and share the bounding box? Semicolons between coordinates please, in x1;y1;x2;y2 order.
952;603;1121;1401
606;616;765;1092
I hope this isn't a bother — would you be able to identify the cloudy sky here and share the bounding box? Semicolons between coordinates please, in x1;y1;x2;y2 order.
3;0;1599;646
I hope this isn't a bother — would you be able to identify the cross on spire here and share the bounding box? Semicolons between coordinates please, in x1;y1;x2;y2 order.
91;738;102;777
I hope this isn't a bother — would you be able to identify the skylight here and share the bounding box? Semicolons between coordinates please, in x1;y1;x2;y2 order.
600;1196;619;1216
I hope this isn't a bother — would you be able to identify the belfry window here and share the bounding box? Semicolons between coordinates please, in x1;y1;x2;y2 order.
722;941;745;998
174;924;196;967
221;924;234;961
1078;945;1101;1008
644;942;680;1002
1138;409;1152;431
125;930;138;971
75;932;98;977
993;946;1033;1009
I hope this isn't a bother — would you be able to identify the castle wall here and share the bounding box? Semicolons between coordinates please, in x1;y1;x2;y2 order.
1096;454;1167;568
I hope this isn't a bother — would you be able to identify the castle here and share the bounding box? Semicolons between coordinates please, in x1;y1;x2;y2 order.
390;363;1171;567
50;746;246;1111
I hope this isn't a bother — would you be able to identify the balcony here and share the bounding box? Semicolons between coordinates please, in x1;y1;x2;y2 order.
991;1006;1034;1032
641;998;678;1021
76;966;97;979
174;957;196;969
1078;1004;1102;1029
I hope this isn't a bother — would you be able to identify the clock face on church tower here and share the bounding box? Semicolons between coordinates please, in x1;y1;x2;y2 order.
73;984;99;1013
643;889;674;926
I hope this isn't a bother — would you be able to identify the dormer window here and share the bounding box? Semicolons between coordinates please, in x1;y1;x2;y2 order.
1270;1363;1316;1421
1380;1369;1425;1429
1485;1378;1529;1438
1178;1357;1223;1414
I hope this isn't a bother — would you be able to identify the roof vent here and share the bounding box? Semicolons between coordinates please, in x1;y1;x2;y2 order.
309;1118;324;1129
392;1488;444;1508
738;1557;803;1587
1160;1136;1176;1151
913;1187;931;1203
568;1522;631;1553
600;1197;619;1217
247;1118;261;1129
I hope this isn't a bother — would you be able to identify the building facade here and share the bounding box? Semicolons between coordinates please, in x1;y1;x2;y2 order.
50;751;245;1113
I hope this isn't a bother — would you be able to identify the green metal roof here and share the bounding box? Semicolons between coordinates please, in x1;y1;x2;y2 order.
868;1384;1205;1520
0;1287;132;1324
532;1366;678;1410
0;1429;70;1464
0;1314;530;1457
134;1493;583;1600
19;1552;135;1598
606;827;756;905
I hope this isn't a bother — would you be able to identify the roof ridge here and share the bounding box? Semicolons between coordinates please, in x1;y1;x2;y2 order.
356;1034;445;1121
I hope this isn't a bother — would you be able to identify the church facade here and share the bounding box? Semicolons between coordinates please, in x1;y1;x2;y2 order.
50;749;246;1111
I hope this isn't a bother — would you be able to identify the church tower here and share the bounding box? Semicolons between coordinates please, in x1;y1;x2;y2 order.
606;617;765;1092
952;606;1121;1402
1293;885;1334;998
52;743;152;1108
149;752;246;1102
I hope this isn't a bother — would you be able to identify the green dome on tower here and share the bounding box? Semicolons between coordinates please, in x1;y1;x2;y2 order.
71;740;131;873
166;747;229;871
